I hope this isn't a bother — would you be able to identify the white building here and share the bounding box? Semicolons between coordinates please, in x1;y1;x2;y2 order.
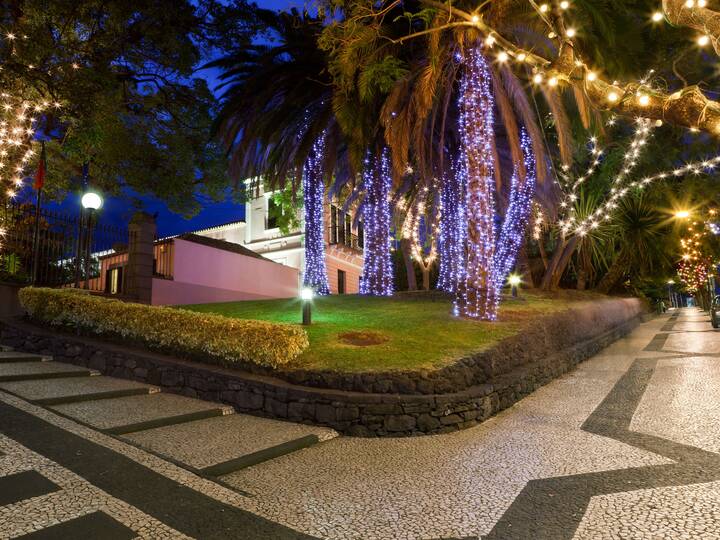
191;184;364;294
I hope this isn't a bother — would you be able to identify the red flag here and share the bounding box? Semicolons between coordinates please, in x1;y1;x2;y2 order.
33;142;46;191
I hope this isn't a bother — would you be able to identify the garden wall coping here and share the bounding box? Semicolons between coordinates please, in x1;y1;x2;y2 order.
0;296;647;436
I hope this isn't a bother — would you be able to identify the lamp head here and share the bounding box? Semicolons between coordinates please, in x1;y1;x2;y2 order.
301;287;314;301
508;274;522;287
81;191;103;211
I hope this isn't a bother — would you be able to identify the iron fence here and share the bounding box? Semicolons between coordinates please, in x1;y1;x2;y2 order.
0;201;128;293
329;225;364;252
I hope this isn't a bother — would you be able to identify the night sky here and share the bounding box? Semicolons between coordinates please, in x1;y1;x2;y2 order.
42;0;298;237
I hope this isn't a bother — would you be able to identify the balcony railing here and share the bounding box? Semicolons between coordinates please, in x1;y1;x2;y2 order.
329;226;363;252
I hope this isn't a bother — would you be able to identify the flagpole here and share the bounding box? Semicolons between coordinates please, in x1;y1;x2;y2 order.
31;141;46;286
31;186;42;285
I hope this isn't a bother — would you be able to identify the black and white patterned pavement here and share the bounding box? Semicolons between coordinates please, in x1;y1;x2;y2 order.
1;308;719;539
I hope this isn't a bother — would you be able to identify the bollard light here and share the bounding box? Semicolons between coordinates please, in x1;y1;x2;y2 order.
508;274;522;298
301;287;314;325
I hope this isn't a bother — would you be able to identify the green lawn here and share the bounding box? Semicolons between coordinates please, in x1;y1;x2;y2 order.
185;290;602;373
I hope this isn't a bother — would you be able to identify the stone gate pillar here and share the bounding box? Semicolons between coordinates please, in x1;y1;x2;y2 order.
125;212;156;304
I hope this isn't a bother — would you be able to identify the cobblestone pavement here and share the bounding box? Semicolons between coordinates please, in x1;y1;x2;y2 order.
1;308;718;539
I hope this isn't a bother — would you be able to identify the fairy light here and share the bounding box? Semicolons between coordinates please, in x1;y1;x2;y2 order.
493;129;537;295
570;154;720;234
454;45;498;320
359;148;394;296
402;183;439;281
301;131;331;295
438;162;466;294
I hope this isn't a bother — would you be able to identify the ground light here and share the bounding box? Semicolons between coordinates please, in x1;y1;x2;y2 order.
508;274;522;298
301;287;314;325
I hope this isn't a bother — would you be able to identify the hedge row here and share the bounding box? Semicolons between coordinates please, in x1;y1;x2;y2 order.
18;288;309;369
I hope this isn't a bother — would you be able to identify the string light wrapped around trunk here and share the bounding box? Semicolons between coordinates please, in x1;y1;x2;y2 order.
360;147;394;296
301;132;331;295
453;45;498;320
492;129;537;295
438;162;466;294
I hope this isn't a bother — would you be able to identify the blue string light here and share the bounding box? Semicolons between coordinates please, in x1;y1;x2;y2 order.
302;133;331;295
453;45;498;320
360;147;394;296
438;161;466;294
492;129;536;295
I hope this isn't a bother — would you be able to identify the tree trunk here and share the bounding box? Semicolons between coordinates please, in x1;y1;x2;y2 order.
302;135;330;295
360;148;394;296
454;46;498;320
541;236;579;291
400;238;417;291
576;267;587;291
538;235;548;271
422;265;430;291
595;256;627;294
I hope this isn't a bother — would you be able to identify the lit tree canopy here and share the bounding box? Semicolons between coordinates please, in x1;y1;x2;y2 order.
0;0;259;215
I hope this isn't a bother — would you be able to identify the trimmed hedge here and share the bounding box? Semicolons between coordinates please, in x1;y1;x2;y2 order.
18;288;309;369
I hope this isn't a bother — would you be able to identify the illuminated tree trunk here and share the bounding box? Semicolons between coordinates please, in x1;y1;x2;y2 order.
492;130;536;295
302;135;331;295
400;237;417;291
454;46;498;320
438;166;465;294
360;148;394;296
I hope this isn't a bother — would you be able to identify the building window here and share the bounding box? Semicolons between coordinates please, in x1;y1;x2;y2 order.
330;205;338;244
266;198;279;229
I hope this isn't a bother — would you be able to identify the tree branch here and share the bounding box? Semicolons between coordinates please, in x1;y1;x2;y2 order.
663;0;720;56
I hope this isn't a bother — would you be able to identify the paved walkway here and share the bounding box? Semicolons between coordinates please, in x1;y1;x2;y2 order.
1;308;719;538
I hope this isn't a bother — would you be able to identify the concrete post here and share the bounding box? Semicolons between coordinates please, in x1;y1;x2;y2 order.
125;212;156;304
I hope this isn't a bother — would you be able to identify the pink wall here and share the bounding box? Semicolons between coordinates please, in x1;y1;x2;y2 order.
326;249;363;294
152;238;299;305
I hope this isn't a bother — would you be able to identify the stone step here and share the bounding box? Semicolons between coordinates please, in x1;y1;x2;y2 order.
0;351;51;363
122;413;338;475
50;392;235;435
0;345;13;352
0;361;98;382
0;376;160;406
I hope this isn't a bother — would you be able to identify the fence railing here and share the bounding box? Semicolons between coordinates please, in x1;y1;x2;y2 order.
0;202;128;293
328;225;363;252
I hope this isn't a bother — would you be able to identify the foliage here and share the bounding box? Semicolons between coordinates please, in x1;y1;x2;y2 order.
0;0;261;215
270;186;302;235
209;8;351;191
19;288;309;369
187;290;607;372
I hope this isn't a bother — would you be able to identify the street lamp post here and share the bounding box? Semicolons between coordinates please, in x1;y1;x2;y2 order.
301;287;314;325
79;191;102;290
508;274;521;298
667;280;675;309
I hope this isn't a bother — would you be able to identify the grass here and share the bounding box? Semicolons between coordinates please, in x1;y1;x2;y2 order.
185;290;603;373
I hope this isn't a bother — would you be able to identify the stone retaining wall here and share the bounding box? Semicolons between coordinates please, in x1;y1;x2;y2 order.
1;297;646;437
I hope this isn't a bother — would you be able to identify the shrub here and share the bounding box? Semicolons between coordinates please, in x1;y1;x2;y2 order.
18;288;309;369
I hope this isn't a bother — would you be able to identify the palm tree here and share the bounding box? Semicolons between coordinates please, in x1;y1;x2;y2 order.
319;1;579;318
209;8;344;295
595;195;673;294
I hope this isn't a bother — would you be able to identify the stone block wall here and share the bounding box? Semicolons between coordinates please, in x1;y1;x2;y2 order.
0;297;646;437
